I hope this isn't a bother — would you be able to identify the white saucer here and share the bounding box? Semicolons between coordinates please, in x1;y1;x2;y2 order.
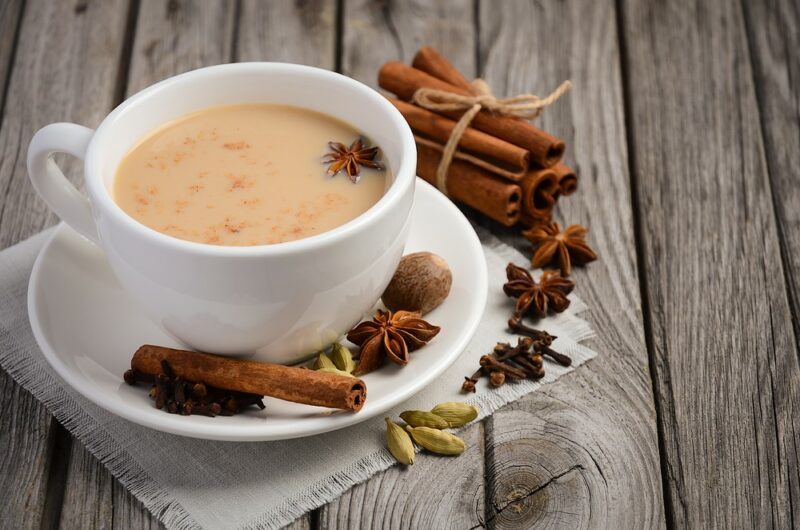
28;179;488;441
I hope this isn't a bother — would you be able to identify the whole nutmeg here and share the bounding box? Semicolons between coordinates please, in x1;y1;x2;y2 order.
382;252;452;315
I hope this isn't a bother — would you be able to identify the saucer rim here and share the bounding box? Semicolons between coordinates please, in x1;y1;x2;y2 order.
27;179;488;441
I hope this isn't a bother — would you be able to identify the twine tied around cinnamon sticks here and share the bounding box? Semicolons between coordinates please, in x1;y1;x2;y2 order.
412;78;572;193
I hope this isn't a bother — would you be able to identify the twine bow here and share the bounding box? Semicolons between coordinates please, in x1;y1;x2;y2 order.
412;78;572;193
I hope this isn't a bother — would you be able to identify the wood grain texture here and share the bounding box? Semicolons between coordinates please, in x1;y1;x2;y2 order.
319;425;485;529
317;1;484;527
0;371;62;529
0;0;132;248
621;0;800;526
742;0;800;352
113;481;165;530
58;440;165;529
53;2;236;528
0;0;23;114
477;1;665;527
237;0;336;66
0;0;131;528
59;441;114;529
341;0;476;88
126;0;237;95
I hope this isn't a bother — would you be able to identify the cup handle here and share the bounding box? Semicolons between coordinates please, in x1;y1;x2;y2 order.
27;123;100;245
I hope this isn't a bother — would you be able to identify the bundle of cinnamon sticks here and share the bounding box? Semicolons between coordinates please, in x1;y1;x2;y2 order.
378;47;577;227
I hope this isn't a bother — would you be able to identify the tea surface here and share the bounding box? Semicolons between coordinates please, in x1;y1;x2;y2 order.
113;104;388;246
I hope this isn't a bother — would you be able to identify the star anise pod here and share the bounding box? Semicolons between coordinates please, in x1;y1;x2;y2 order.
322;137;384;183
346;309;440;375
503;263;574;319
522;222;597;276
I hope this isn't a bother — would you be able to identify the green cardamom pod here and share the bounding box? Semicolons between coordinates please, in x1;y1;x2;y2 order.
385;418;415;465
430;402;479;428
315;366;355;378
400;410;449;429
330;343;356;373
405;426;466;456
313;352;336;370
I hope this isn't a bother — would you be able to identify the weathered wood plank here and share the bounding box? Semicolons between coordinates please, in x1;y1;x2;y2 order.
0;8;39;523
318;1;485;528
59;441;114;529
0;0;23;114
61;442;187;528
340;0;475;89
126;0;237;95
621;0;800;526
742;0;800;354
236;0;336;67
55;1;237;528
477;0;665;527
0;371;63;529
319;425;485;529
0;5;28;521
59;440;164;529
112;481;164;530
0;0;132;527
0;0;132;247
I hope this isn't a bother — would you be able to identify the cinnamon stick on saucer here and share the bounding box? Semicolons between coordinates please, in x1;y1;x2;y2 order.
132;345;367;412
379;61;565;168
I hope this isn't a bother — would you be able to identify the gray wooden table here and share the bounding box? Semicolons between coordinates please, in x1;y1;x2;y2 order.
0;0;798;528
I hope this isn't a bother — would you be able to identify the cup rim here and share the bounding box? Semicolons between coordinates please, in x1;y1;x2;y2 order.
84;62;416;257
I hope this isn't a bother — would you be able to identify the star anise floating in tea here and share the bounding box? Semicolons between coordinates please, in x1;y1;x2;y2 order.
347;309;440;375
522;221;597;276
323;137;384;183
503;263;574;319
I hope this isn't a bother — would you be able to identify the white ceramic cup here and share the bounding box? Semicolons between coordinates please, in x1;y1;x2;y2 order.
27;63;416;364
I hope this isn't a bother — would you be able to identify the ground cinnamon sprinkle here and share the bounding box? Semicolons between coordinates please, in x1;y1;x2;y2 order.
223;141;250;150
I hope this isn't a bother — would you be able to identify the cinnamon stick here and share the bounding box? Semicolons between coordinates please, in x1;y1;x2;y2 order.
520;167;559;220
553;162;578;196
379;61;565;167
416;140;521;226
412;46;473;91
131;345;367;412
389;98;529;180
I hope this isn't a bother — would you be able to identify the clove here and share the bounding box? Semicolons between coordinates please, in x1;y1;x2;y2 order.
508;316;555;344
541;345;572;367
489;371;506;387
462;367;484;393
191;382;207;399
123;369;153;385
494;337;534;361
510;356;545;379
509;316;572;366
130;360;266;418
461;314;572;393
480;355;527;380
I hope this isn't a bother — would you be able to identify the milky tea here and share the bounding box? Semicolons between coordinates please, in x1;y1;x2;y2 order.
113;104;389;246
